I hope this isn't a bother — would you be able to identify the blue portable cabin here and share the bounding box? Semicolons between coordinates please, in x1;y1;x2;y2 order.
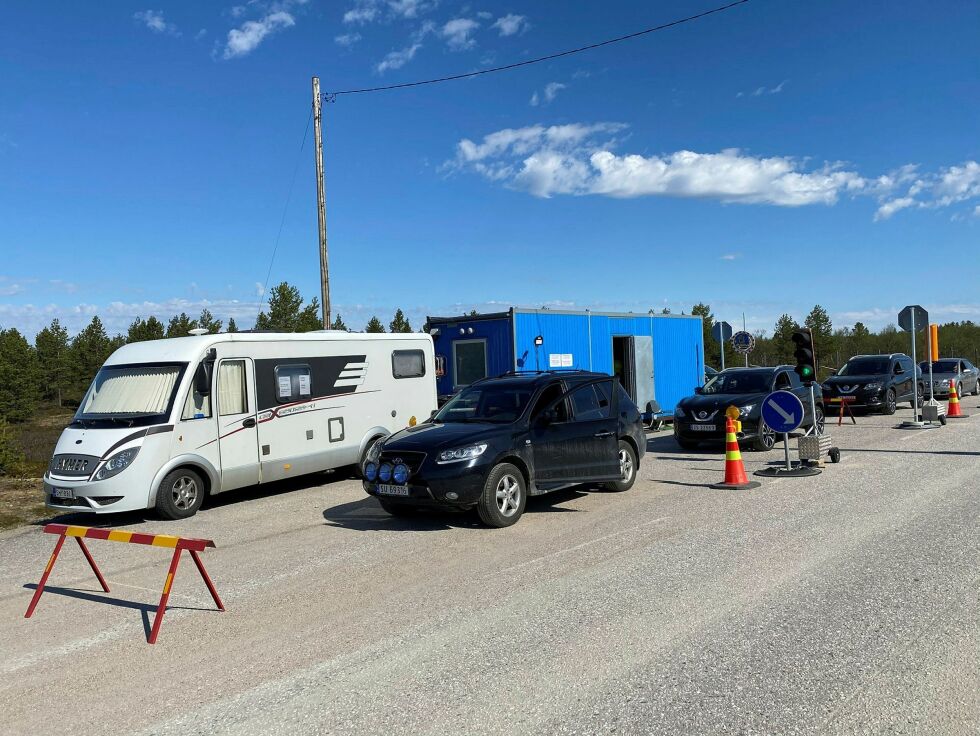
425;307;704;414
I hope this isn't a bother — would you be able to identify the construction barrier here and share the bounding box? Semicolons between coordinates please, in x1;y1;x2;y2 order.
25;524;224;644
710;414;761;490
825;396;857;426
946;379;969;419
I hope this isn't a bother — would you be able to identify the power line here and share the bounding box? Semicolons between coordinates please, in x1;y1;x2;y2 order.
257;107;313;322
324;0;750;98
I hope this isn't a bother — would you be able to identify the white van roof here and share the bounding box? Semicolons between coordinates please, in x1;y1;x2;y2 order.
104;331;429;366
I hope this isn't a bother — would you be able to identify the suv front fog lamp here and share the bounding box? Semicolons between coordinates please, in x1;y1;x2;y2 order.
364;462;378;481
392;463;410;484
378;463;393;482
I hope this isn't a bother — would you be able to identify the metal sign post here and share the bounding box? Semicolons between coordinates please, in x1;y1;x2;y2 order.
898;304;937;429
712;321;733;371
754;391;820;477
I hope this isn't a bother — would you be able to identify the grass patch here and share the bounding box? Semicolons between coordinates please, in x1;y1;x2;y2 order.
0;477;47;531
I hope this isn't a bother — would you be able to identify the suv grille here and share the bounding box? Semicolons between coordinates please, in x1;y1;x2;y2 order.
379;451;427;473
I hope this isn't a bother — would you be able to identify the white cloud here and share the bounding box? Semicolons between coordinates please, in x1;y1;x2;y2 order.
133;10;179;36
530;82;567;106
388;0;434;19
222;10;295;59
738;80;787;98
492;13;529;36
476;11;492;20
719;254;740;261
335;32;362;47
255;282;265;297
376;43;422;73
875;160;980;219
0;283;25;297
343;0;436;24
441;18;479;50
344;5;379;23
451;123;870;204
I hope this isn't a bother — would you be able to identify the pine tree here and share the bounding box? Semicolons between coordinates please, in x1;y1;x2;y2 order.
691;303;718;369
365;316;386;333
35;318;71;406
166;313;197;338
330;314;349;331
197;308;223;334
772;314;799;364
226;317;239;333
127;316;165;343
804;304;834;370
0;329;41;422
389;309;412;333
255;282;322;332
70;317;114;398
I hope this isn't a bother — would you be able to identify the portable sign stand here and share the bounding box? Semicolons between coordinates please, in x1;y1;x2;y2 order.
754;390;821;477
712;321;733;371
897;304;943;430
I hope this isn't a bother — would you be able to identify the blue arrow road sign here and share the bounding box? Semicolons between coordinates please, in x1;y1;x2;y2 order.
761;390;805;434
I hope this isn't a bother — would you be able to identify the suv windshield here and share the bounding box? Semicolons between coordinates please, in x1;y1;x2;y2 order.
838;357;890;376
919;360;960;373
435;383;535;424
74;363;186;427
702;371;772;395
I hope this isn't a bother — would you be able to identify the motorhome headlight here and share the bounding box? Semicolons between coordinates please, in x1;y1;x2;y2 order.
392;463;410;484
437;443;488;463
93;447;140;481
378;463;393;482
364;462;378;481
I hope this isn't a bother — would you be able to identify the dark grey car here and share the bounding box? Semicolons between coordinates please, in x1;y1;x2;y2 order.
918;358;980;398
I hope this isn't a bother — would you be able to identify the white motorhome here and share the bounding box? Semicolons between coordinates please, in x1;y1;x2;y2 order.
44;331;437;519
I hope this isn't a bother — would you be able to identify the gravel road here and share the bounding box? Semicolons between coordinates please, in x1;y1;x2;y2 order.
0;406;976;735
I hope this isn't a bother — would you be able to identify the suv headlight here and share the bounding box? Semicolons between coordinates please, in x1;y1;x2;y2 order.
93;447;139;481
674;406;686;418
864;382;882;392
738;404;754;417
437;443;488;463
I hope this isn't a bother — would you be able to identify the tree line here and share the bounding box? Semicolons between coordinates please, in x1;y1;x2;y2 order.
693;302;980;379
0;282;420;427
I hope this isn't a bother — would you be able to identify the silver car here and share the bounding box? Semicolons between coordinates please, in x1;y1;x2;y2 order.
918;358;980;398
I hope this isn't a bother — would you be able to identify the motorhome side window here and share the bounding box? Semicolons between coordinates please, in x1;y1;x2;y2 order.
274;364;312;403
181;365;212;420
392;350;425;379
218;360;247;415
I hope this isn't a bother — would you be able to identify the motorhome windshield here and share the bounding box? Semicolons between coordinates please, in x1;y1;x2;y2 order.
74;363;186;427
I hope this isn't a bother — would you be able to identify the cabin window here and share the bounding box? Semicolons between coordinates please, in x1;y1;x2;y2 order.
434;355;446;378
392;350;426;379
453;339;487;388
274;364;312;404
218;360;247;415
181;381;212;420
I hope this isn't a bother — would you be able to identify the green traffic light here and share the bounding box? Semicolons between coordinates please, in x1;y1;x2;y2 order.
801;366;813;378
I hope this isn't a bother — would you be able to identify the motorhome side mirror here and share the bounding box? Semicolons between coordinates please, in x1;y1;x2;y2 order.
194;362;212;396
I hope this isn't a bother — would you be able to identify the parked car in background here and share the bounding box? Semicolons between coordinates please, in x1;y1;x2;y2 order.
821;353;924;415
673;366;825;452
918;358;980;398
362;370;646;527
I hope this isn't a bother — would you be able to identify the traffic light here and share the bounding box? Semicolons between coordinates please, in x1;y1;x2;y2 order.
792;329;816;384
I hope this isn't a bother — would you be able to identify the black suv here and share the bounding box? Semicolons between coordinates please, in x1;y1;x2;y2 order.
673;366;825;451
821;353;924;414
362;371;646;527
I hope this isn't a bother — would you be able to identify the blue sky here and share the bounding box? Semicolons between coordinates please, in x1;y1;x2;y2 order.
1;0;978;338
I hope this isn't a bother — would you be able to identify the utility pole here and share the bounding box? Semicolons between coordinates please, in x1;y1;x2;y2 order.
312;76;331;328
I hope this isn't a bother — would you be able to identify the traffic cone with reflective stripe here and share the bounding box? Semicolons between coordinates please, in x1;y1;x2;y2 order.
947;377;969;418
711;416;761;489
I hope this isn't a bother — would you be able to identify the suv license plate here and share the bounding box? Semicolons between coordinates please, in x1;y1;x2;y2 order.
376;484;409;497
51;487;75;499
691;424;716;432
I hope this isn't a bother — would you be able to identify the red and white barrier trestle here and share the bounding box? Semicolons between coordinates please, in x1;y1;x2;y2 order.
25;524;224;644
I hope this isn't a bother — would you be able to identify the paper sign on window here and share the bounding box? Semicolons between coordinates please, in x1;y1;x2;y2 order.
561;354;573;367
277;376;292;399
298;374;311;396
549;353;561;368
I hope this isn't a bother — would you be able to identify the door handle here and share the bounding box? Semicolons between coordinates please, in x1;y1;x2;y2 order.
594;431;614;439
242;417;256;428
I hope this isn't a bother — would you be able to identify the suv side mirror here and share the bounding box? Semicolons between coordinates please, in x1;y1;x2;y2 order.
694;386;704;395
536;409;557;425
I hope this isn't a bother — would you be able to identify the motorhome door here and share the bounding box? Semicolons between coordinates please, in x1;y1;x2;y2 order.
215;358;261;490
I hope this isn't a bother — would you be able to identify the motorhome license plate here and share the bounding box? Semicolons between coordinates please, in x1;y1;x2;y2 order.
691;424;715;432
51;488;74;499
376;484;409;497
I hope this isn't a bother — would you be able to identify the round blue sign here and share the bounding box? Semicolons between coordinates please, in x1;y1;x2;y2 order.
760;390;805;434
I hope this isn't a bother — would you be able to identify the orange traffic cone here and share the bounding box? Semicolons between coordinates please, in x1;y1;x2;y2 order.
947;377;969;418
711;416;761;489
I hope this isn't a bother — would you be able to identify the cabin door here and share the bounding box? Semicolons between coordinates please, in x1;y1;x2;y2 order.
216;358;261;491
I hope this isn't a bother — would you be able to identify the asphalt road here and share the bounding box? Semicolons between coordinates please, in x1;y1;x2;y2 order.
0;406;977;735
